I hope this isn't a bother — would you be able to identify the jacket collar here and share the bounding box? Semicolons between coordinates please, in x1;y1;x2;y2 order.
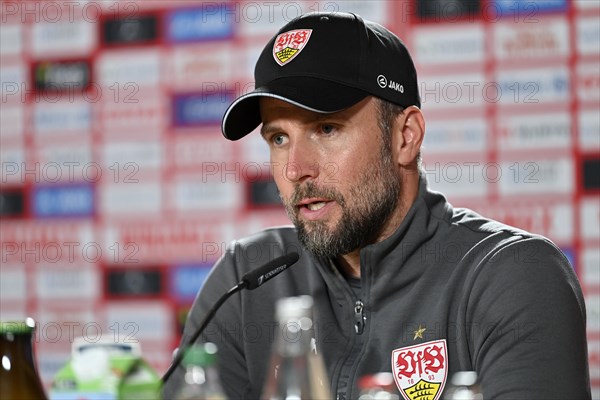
309;175;453;289
358;175;452;272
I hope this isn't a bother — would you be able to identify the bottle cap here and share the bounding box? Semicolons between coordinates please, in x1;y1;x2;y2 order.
358;372;396;390
450;371;478;387
182;342;218;367
275;295;314;323
0;318;36;334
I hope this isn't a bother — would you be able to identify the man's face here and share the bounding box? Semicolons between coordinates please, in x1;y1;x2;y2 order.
259;97;402;258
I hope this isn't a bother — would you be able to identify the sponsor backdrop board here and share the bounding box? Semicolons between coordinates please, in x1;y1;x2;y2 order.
0;0;598;395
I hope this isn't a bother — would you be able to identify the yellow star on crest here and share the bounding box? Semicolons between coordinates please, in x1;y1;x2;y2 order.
413;325;426;340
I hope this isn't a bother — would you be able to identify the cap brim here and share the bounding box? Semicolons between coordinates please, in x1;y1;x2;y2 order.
221;77;368;140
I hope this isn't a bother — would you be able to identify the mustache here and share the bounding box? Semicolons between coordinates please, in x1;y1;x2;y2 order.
287;182;346;208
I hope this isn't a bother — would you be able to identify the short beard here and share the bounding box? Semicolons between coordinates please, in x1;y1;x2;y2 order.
283;145;401;259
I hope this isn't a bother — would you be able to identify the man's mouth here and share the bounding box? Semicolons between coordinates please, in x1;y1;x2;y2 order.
305;201;327;211
289;184;344;221
297;198;332;213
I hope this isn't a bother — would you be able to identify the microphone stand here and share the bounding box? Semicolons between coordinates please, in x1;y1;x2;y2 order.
161;252;299;384
161;280;247;383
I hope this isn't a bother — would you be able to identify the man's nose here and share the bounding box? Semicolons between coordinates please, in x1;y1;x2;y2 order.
284;139;319;183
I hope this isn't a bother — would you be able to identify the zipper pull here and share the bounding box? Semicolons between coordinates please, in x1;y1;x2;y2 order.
354;300;365;335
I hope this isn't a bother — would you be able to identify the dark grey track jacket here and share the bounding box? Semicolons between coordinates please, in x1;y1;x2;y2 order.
163;180;590;399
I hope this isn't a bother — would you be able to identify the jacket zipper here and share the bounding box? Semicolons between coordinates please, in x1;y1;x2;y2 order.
328;259;367;399
354;300;366;335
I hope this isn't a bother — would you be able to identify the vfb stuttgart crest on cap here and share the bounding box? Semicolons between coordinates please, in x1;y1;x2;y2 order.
272;29;312;66
391;339;448;400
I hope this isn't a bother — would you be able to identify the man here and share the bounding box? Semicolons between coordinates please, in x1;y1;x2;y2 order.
163;12;591;399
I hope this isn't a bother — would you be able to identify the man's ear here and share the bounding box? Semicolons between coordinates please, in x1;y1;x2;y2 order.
392;106;425;167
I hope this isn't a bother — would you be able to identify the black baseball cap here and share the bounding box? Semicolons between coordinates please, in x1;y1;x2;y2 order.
222;12;420;140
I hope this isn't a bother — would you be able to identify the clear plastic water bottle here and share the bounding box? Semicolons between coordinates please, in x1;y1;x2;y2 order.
261;296;331;400
176;342;227;400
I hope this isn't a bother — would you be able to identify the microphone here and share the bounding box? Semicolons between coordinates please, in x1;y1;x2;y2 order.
241;252;300;290
162;252;300;383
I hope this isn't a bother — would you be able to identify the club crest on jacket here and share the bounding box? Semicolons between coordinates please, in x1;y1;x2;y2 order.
391;339;448;400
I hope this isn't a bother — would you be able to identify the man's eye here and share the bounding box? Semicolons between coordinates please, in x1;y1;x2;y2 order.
273;134;285;145
321;124;335;134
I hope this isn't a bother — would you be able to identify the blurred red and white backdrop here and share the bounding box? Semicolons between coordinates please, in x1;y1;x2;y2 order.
0;0;598;395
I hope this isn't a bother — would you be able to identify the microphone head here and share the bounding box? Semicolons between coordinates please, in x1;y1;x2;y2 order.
242;252;300;290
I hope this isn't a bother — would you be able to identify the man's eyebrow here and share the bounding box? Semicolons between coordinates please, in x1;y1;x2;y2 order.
260;123;275;136
260;123;280;137
317;111;340;119
260;112;341;137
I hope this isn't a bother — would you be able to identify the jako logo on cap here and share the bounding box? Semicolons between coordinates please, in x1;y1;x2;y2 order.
272;29;312;66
